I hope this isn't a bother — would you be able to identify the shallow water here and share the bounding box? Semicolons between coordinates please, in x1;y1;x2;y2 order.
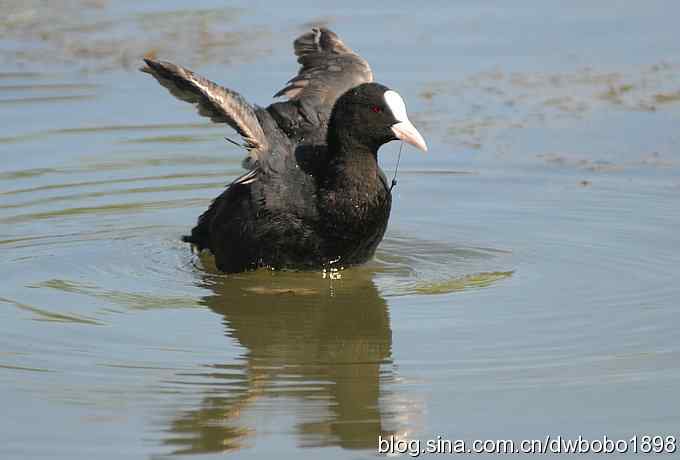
2;1;680;458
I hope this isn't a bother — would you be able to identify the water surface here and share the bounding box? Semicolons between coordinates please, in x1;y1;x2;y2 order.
2;1;680;458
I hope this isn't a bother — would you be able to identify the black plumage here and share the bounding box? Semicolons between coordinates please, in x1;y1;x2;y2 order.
142;28;427;273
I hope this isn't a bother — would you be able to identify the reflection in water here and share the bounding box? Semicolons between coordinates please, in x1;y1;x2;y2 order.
164;262;398;454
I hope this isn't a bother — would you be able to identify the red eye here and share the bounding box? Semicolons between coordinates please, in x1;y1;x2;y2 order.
371;105;383;113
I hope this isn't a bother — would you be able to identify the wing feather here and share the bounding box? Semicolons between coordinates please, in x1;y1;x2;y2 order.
141;59;269;162
273;27;373;106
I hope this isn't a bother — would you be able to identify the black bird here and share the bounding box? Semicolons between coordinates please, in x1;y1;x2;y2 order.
142;28;427;273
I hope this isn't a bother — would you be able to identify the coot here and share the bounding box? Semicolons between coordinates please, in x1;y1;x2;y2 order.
142;28;427;273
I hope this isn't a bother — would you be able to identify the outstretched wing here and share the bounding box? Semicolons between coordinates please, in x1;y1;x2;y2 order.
274;27;373;109
141;59;269;162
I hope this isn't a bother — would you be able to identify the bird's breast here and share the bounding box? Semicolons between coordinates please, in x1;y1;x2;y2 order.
317;185;391;266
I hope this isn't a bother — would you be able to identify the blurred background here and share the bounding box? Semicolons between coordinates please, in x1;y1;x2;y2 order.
1;1;679;459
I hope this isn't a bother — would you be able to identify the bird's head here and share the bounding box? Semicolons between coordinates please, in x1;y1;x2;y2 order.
329;82;428;153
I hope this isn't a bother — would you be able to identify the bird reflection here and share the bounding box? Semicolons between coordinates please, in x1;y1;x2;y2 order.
163;260;397;454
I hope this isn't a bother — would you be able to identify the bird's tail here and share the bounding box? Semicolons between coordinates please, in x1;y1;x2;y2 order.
180;225;209;251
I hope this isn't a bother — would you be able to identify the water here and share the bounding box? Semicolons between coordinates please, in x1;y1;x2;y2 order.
2;1;680;458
